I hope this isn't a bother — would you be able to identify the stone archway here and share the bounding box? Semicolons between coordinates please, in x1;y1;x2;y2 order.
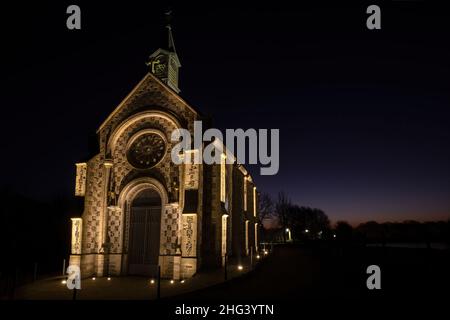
128;188;161;276
118;177;169;276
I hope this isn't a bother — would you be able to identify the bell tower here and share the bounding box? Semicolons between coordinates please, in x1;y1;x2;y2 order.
146;11;181;93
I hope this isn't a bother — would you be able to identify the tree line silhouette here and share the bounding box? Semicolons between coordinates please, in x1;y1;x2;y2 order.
259;192;450;247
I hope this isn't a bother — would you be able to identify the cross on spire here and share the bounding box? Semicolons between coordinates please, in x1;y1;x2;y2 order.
165;10;177;54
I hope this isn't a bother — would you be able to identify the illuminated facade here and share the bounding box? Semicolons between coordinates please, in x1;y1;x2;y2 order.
69;27;259;279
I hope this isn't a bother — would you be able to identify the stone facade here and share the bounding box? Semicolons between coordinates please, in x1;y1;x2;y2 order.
70;47;259;279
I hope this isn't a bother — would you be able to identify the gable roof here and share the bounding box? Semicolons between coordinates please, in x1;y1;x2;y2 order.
97;72;198;133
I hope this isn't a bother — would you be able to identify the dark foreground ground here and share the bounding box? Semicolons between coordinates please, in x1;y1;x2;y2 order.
2;244;449;318
172;243;449;301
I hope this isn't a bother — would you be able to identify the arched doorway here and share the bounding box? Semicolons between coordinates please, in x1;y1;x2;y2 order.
128;188;161;276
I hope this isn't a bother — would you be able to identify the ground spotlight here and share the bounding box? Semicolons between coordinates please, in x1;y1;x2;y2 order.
150;279;155;284
180;280;185;284
107;277;111;281
238;265;243;271
92;277;96;280
61;280;67;285
170;280;175;284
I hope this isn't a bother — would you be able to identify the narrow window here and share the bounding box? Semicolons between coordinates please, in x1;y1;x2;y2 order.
220;153;226;203
245;220;249;255
253;186;257;217
243;176;248;211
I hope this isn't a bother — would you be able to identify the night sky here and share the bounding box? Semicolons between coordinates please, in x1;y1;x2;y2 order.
1;2;449;224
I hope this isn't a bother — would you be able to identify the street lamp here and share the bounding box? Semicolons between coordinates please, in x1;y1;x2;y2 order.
286;228;292;241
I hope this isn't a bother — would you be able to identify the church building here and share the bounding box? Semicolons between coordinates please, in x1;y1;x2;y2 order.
69;25;259;280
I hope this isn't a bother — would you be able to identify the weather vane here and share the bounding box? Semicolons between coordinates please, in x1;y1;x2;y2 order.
164;8;177;53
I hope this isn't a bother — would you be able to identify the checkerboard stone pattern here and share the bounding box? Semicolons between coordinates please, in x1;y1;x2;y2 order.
107;207;122;253
82;154;104;254
160;204;180;255
98;73;198;157
111;114;178;198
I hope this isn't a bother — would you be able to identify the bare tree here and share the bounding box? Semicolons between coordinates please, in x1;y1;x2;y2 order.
275;192;291;243
288;206;330;240
258;192;274;223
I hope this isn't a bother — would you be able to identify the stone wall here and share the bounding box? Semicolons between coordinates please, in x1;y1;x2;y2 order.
232;168;246;258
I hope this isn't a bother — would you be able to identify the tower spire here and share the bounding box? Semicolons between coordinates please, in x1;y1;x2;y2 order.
165;10;177;54
146;9;181;94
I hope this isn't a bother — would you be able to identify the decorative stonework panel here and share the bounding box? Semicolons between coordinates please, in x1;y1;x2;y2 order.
181;257;197;278
82;155;104;254
160;204;180;255
75;163;87;196
181;214;197;258
184;162;199;190
71;218;82;254
107;206;122;253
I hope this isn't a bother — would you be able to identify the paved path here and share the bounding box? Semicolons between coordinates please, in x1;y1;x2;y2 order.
13;256;258;300
170;245;354;301
14;245;447;301
12;246;353;300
